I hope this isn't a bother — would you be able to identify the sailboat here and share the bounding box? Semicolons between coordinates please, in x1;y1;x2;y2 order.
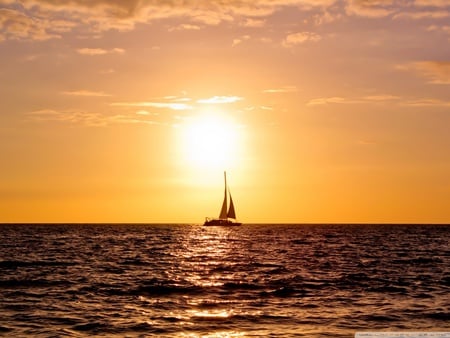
204;171;242;226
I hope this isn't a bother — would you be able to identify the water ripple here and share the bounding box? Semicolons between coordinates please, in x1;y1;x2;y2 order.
0;223;449;337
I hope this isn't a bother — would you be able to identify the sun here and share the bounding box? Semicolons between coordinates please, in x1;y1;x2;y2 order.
179;112;241;170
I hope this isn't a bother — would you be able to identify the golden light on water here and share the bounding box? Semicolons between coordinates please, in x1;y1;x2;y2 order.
180;330;246;338
189;309;232;319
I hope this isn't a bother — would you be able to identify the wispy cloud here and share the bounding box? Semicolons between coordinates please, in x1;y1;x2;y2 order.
398;61;450;84
263;86;298;93
400;98;450;107
363;95;400;101
307;94;450;107
112;94;241;111
357;140;377;146
345;0;395;18
168;24;201;32
111;102;192;110
197;96;243;104
260;105;273;110
136;110;158;116
307;96;353;106
414;0;450;8
61;90;112;97
242;18;265;28
427;25;450;34
393;11;450;20
76;48;125;56
282;32;321;47
232;35;250;46
27;109;107;126
26;109;165;126
307;94;400;106
99;68;116;74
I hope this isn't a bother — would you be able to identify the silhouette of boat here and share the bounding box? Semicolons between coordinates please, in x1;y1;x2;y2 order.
204;171;242;226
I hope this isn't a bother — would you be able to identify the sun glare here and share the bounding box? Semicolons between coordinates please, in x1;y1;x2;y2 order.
179;112;241;170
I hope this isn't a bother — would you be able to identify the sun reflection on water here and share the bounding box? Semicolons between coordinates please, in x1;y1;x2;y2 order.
189;309;232;319
180;331;246;338
129;226;265;337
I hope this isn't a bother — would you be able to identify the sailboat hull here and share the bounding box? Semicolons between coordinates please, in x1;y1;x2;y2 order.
203;218;242;226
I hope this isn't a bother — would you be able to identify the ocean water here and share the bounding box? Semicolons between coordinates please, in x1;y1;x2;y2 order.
0;224;449;337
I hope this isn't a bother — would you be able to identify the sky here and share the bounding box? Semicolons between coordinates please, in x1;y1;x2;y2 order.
1;0;450;223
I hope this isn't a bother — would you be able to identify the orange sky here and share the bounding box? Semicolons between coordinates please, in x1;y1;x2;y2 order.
1;0;450;223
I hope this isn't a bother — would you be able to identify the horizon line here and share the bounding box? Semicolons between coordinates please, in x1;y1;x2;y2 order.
1;222;449;226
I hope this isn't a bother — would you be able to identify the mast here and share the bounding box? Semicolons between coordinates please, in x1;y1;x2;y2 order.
219;171;228;219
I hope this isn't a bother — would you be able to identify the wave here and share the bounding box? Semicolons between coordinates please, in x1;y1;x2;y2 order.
0;260;76;269
360;314;402;322
133;280;203;296
223;281;263;290
72;322;110;333
260;286;302;297
1;223;449;337
0;326;12;333
425;312;450;321
0;278;71;288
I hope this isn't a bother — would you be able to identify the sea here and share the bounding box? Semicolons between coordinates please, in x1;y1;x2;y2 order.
0;224;449;337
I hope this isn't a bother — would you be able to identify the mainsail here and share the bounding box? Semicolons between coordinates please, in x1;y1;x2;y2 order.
218;171;236;220
227;193;236;219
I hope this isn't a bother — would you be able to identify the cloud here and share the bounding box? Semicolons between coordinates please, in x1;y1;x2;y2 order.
400;98;450;107
0;8;62;41
168;24;201;32
363;95;400;101
232;35;250;46
307;96;353;105
242;18;265;27
99;68;116;74
0;0;340;41
76;48;125;55
197;96;243;104
346;0;449;19
311;9;342;25
357;140;377;146
393;11;450;19
282;32;321;47
345;0;396;18
111;101;192;110
27;109;107;126
26;109;164;126
427;25;450;33
3;0;446;45
136;110;159;116
398;61;450;84
414;0;450;8
263;86;298;93
61;90;112;97
306;93;450;107
307;94;400;106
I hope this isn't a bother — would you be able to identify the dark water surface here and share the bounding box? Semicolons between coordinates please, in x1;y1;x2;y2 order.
0;224;449;337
